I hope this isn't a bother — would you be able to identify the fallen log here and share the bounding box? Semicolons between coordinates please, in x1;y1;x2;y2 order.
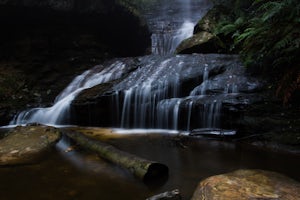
64;130;168;184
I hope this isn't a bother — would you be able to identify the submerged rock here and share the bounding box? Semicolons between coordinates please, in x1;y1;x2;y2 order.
0;124;61;166
191;169;300;200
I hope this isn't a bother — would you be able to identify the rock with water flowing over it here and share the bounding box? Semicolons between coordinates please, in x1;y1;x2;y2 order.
69;54;262;129
191;169;300;200
0;125;61;166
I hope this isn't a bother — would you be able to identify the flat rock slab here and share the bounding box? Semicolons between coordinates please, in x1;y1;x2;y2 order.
191;169;300;200
0;125;61;166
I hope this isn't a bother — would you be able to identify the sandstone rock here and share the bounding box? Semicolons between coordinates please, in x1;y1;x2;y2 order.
175;32;225;54
191;169;300;200
0;124;61;165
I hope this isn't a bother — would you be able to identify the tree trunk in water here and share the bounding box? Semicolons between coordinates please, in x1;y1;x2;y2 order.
64;130;168;184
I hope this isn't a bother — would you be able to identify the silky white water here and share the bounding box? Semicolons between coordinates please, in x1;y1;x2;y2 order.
8;0;252;133
11;61;130;125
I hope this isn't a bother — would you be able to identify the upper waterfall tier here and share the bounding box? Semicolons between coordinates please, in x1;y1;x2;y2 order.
141;0;213;55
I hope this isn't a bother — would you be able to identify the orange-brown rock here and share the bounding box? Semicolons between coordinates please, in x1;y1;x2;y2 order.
0;124;61;165
191;169;300;200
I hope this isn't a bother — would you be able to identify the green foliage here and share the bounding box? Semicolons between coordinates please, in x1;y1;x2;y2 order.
214;0;300;103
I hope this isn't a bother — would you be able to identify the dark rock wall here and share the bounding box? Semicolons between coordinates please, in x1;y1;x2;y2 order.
0;0;151;58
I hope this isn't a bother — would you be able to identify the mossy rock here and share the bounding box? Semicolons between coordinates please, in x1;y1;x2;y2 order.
194;5;232;34
175;31;225;54
0;124;61;166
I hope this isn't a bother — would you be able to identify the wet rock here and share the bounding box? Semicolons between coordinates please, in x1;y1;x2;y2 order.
175;32;225;54
191;169;300;200
69;54;264;129
70;79;122;127
0;124;61;166
176;4;234;55
70;57;141;127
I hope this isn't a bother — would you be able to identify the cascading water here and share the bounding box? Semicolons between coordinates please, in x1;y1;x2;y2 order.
10;60;136;125
144;0;212;55
9;0;260;133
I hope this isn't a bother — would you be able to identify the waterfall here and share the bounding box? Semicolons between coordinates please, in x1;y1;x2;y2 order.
116;56;184;128
10;61;132;125
146;0;212;55
7;0;253;133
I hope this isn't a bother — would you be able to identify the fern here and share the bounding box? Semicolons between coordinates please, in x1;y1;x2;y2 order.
216;0;300;103
218;24;237;35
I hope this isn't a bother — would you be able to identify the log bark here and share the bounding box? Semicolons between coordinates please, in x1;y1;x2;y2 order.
64;130;168;184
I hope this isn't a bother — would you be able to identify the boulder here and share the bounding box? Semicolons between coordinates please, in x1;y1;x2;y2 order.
176;5;233;55
191;169;300;200
193;5;231;34
0;124;61;166
175;31;225;54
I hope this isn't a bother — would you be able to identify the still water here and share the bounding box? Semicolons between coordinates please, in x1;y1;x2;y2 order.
0;129;299;200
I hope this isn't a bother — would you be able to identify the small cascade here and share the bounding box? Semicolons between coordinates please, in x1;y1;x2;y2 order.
112;54;251;130
156;98;183;129
202;99;222;128
116;56;186;128
186;101;193;131
10;60;133;125
145;0;212;55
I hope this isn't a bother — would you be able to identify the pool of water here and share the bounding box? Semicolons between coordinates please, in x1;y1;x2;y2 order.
0;129;300;200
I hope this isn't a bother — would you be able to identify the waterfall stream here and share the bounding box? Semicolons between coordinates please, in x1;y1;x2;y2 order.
146;0;212;55
10;0;259;132
10;60;134;125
